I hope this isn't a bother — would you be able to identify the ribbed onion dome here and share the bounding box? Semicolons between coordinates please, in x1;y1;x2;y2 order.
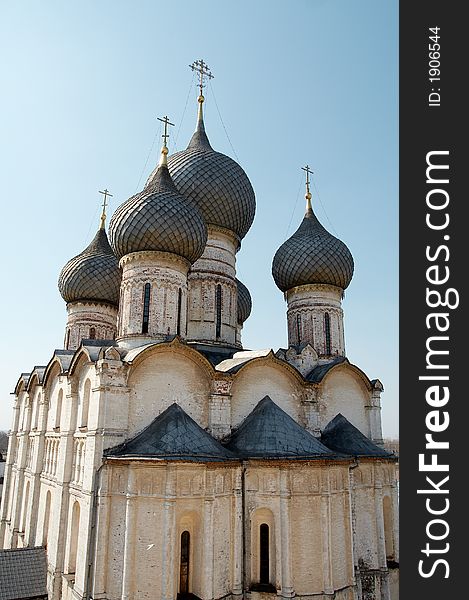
58;227;121;306
272;198;354;293
109;156;207;263
236;278;252;325
146;102;256;241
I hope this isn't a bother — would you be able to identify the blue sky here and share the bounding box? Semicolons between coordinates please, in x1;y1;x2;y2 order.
0;0;398;435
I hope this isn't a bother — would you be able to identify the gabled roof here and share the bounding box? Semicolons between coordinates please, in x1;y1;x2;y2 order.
224;396;338;459
321;414;394;458
0;547;47;600
105;403;237;462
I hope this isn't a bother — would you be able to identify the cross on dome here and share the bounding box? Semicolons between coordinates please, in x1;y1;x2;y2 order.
98;188;113;229
190;59;214;98
302;164;314;211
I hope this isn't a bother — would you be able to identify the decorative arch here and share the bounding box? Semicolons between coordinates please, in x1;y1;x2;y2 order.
230;354;305;428
68;500;81;574
125;341;213;434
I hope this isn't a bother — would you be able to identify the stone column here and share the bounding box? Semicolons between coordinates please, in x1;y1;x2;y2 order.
321;473;334;594
367;382;384;444
279;469;295;598
232;469;243;596
391;481;400;563
202;488;215;599
161;467;177;600
121;467;138;600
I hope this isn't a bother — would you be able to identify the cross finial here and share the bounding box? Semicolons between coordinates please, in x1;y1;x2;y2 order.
98;189;113;229
157;115;175;147
301;165;314;211
190;59;214;98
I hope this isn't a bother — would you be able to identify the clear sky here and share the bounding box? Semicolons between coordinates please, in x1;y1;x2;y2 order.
0;0;398;436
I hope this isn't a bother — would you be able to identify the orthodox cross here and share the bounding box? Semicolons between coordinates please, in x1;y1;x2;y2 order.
157;115;175;146
190;59;214;96
302;164;314;194
98;188;113;228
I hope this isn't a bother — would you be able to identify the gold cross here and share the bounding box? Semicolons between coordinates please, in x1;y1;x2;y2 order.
157;115;175;146
98;188;113;228
190;59;214;96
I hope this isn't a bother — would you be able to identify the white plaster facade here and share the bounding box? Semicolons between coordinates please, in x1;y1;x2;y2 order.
0;84;398;600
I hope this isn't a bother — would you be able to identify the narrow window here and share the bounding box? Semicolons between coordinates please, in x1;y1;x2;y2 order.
215;284;222;339
89;327;96;339
142;283;151;334
177;288;182;336
66;329;71;350
296;314;302;344
43;490;51;547
260;523;269;584
68;501;80;574
179;530;190;594
324;312;331;355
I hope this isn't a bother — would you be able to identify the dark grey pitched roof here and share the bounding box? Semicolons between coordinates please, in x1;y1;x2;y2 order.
321;414;394;458
0;547;47;600
105;403;237;462
224;396;337;459
306;356;347;382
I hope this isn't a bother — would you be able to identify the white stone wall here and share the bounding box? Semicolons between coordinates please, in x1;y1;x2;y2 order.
187;226;239;347
286;284;346;356
118;251;190;348
65;302;118;350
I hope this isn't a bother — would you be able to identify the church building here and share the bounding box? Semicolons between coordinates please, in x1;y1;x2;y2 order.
0;61;399;600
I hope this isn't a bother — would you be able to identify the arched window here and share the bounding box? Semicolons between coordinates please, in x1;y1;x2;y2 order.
324;312;331;355
383;495;394;559
259;523;270;584
296;314;302;344
20;480;30;534
33;393;41;430
43;490;51;547
80;379;91;429
215;284;222;339
55;389;63;430
89;327;96;340
179;530;190;594
142;283;151;334
68;501;80;574
66;329;71;350
177;288;182;336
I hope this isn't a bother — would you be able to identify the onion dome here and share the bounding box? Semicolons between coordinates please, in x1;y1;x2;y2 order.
272;169;354;292
146;93;256;241
58;204;121;306
109;135;207;263
236;278;252;325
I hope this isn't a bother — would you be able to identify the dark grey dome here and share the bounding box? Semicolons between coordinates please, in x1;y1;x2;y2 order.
109;163;207;263
236;278;252;324
146;116;256;241
272;206;354;292
58;228;121;306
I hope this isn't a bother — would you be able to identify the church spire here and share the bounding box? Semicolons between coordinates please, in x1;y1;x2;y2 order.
98;189;113;230
157;115;175;167
301;165;313;214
